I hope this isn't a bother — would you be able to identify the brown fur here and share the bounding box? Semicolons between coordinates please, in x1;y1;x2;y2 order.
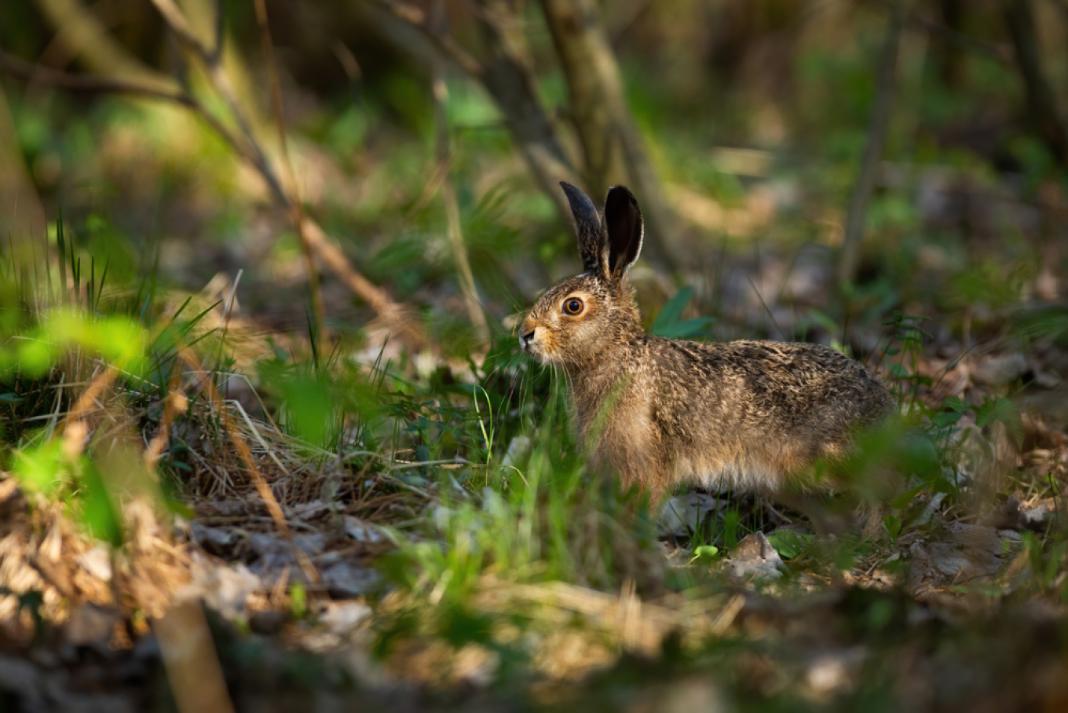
521;184;894;501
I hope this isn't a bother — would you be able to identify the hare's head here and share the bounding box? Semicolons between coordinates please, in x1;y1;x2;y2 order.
520;183;645;365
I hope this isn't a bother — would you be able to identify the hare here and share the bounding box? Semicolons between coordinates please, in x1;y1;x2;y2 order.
520;182;894;501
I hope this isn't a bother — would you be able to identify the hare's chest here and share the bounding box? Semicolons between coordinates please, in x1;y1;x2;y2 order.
573;387;656;469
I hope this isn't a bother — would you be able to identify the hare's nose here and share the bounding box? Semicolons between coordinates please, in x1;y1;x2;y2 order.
520;328;536;350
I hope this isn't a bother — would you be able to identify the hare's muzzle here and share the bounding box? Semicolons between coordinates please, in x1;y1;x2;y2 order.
520;327;536;352
519;316;538;352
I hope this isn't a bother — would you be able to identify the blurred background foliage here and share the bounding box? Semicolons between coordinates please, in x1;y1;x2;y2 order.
1;0;1063;346
2;0;1068;709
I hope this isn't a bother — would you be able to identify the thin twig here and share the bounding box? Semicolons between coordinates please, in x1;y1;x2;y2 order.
34;0;176;91
150;0;423;345
430;1;490;349
370;0;484;77
149;0;287;202
252;0;326;352
0;49;188;105
869;0;1012;68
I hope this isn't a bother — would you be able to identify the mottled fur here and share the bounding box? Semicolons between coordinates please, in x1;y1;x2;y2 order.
521;183;894;500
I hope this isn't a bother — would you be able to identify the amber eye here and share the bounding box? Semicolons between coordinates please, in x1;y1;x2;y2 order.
562;297;584;316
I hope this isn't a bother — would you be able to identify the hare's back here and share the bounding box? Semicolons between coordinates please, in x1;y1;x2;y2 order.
725;339;890;423
659;338;891;427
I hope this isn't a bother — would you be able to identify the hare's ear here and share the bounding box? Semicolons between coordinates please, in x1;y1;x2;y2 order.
604;186;643;280
560;181;607;275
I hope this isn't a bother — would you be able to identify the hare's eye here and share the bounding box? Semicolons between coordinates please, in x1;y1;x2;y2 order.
562;297;584;316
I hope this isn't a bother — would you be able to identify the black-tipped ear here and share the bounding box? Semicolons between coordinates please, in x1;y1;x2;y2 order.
604;186;643;278
560;181;606;274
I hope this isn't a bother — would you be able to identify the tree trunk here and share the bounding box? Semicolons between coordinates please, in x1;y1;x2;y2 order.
1004;0;1068;166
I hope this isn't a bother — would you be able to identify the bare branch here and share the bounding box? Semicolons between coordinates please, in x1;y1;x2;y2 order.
149;0;216;66
371;0;484;77
0;49;253;168
144;0;424;347
364;0;578;221
838;0;907;287
11;0;424;349
208;0;226;65
150;0;286;200
540;0;679;269
0;49;190;105
34;0;177;92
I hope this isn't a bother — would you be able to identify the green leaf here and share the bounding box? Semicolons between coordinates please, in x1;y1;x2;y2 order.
931;410;963;428
882;514;903;541
767;529;812;560
975;396;1016;428
281;372;336;447
16;339;56;377
290;582;307;619
77;462;123;547
12;440;67;494
652;287;714;338
689;544;720;563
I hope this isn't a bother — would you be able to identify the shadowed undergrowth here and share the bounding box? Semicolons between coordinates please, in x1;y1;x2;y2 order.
2;3;1068;707
3;222;1068;711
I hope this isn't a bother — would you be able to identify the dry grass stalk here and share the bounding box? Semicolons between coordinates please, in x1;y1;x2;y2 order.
144;363;189;470
178;348;320;586
481;578;744;653
60;363;121;465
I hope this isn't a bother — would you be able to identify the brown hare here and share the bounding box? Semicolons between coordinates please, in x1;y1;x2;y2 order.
520;182;894;502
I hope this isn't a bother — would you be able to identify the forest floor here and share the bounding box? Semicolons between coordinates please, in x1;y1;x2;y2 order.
2;82;1068;710
3;265;1068;712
